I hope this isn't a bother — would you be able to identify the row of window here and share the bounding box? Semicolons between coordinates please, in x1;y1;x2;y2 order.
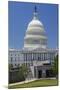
25;39;47;45
9;53;22;57
10;63;33;67
10;64;21;67
10;53;55;62
27;31;45;36
24;53;54;61
10;57;23;62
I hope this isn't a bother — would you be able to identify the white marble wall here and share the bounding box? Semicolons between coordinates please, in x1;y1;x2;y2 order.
8;48;58;68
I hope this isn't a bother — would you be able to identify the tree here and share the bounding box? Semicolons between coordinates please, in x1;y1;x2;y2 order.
18;64;29;81
52;55;58;77
9;64;13;71
9;64;29;83
9;64;13;83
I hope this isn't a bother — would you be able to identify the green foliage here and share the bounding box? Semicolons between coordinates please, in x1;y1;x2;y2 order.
9;64;13;71
52;55;58;75
19;64;29;79
9;64;29;83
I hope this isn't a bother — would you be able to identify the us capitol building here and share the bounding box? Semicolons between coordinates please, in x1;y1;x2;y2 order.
9;7;58;79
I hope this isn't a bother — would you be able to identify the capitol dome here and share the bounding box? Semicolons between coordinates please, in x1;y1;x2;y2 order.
28;19;43;27
24;6;47;50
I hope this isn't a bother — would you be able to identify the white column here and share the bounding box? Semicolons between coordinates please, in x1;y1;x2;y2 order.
42;70;46;78
36;66;38;78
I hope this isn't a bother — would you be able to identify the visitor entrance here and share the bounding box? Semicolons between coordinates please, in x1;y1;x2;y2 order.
38;70;42;78
46;70;50;77
46;70;55;77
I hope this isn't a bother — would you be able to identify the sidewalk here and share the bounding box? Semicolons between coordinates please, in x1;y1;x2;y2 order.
9;77;56;86
9;78;37;86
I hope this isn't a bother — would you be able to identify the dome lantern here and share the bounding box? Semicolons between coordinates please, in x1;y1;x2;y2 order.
33;6;38;20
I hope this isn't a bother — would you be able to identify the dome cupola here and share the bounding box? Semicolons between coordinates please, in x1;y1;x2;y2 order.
24;6;47;50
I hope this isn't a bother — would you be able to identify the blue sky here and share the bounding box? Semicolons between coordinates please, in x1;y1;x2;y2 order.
8;1;58;49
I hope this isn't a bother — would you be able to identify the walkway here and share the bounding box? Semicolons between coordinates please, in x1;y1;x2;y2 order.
9;78;37;86
9;77;56;86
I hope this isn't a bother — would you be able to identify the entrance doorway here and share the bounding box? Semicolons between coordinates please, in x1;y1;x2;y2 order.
38;70;42;78
46;70;50;77
46;70;55;77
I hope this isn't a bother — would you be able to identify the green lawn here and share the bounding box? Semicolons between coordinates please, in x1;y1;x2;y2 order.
8;79;58;89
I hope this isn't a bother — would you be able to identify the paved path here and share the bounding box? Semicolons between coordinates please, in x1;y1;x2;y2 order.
9;77;56;86
9;78;37;86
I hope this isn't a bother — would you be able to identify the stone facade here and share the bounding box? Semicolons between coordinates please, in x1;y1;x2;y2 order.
8;48;58;78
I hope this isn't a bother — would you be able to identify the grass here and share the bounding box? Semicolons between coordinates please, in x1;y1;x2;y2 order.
8;79;58;89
